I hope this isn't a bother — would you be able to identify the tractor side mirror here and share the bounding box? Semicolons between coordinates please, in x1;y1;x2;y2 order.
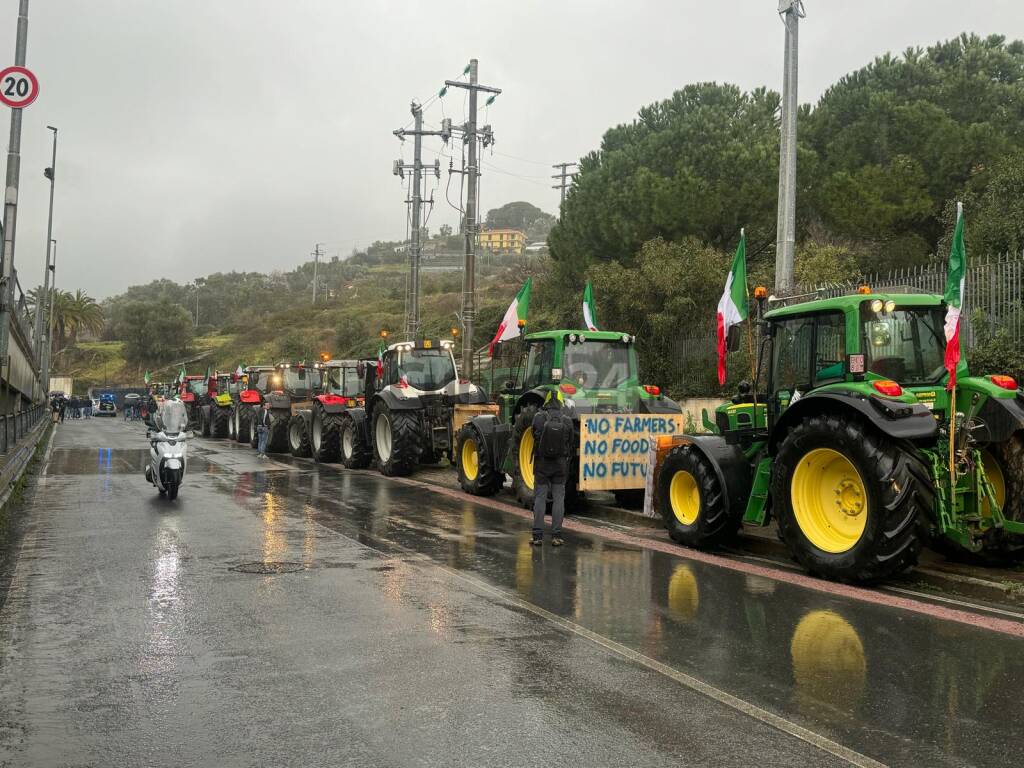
298;368;306;381
726;325;742;353
501;378;516;393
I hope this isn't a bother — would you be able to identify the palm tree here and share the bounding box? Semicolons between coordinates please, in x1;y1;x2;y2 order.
49;289;104;354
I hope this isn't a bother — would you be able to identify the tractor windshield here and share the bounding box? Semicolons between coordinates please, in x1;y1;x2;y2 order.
562;340;634;390
325;366;362;397
188;380;206;396
860;304;947;385
276;368;311;391
399;349;456;390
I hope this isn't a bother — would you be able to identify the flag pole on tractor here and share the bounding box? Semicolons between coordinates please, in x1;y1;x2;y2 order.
489;278;532;356
583;280;599;331
717;231;749;386
944;201;966;485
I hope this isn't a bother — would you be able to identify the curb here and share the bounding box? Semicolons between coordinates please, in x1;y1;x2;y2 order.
0;420;52;512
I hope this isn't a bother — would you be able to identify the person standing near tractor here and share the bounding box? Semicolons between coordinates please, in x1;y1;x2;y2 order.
530;390;575;547
255;401;271;458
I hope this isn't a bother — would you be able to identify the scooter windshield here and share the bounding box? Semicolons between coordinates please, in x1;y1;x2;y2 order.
159;400;190;435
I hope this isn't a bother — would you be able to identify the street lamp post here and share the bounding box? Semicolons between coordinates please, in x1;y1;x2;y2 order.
34;125;57;367
43;239;55;392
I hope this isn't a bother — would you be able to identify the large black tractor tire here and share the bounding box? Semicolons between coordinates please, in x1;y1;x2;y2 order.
211;406;230;438
340;412;372;469
372;402;422;477
227;409;237;440
772;413;932;583
511;404;581;512
657;444;738;548
312;406;341;463
248;411;259;449
288;413;312;458
238;407;254;444
200;408;212;438
265;410;290;454
456;423;504;496
613;489;646;509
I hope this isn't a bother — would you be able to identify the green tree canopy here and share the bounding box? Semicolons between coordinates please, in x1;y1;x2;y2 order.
485;201;554;232
114;300;194;365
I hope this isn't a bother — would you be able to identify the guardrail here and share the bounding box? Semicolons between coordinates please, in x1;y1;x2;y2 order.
0;403;47;454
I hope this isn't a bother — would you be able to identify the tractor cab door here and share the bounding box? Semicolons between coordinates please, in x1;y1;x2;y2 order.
769;311;847;428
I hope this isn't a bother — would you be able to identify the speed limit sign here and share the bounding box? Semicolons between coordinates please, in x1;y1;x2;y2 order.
0;66;39;109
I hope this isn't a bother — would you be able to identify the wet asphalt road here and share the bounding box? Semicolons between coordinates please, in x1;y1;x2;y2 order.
1;419;1023;767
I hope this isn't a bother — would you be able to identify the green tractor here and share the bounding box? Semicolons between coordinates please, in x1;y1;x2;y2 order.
455;330;680;509
654;291;1024;583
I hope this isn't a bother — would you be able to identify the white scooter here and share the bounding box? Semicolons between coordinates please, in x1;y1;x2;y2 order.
145;398;192;501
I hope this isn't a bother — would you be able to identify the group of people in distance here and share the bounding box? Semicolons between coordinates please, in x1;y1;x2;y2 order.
49;393;91;422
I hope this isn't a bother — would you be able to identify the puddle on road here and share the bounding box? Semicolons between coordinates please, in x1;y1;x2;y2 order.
46;449;215;475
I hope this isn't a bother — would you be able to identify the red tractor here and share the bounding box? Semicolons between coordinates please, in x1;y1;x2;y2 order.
177;375;208;430
287;359;369;462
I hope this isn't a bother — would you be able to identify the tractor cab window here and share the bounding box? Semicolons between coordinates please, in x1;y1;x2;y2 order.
398;349;456;390
279;368;310;392
325;366;362;397
188;380;206;396
860;304;946;385
772;317;814;393
813;313;846;386
523;340;554;389
253;371;273;392
563;340;634;389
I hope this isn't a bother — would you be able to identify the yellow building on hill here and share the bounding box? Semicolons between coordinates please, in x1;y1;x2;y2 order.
479;228;526;256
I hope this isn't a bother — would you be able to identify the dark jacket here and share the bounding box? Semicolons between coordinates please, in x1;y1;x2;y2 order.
531;401;574;479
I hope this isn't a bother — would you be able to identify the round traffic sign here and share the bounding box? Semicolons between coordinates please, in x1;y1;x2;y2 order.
0;66;39;108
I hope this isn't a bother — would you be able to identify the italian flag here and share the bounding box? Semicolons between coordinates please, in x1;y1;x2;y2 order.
489;278;532;356
377;341;386;378
583;280;598;331
177;365;186;384
233;363;244;382
944;202;966;391
717;230;749;386
144;370;151;385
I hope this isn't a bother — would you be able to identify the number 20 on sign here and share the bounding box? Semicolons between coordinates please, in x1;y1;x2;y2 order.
0;66;39;109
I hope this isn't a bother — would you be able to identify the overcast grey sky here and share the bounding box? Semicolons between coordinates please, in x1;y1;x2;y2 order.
4;0;1023;298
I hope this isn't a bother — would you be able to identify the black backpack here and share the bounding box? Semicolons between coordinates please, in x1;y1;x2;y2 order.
538;410;570;460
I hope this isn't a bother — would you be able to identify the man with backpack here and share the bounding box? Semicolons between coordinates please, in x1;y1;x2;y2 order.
530;390;574;547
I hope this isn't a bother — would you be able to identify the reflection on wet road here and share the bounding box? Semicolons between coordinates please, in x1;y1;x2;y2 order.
1;419;1022;767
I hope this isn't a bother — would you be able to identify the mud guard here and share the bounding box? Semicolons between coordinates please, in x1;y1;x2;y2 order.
973;393;1024;444
377;389;421;412
313;395;346;415
265;392;291;410
346;406;371;444
657;435;752;523
466;414;513;470
769;391;938;453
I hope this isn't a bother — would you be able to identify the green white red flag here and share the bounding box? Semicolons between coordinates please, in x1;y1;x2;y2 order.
144;370;151;385
377;342;386;378
489;278;532;356
583;280;598;331
944;202;966;390
717;230;749;386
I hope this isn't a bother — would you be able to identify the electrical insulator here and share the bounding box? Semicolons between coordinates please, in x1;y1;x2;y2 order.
433;160;441;178
441;118;452;142
393;160;404;179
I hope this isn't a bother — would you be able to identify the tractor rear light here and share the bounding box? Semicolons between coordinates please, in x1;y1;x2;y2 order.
642;385;661;396
559;382;577;396
872;380;903;397
990;375;1018;391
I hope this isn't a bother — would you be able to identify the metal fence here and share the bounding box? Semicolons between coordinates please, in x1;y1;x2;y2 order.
796;253;1024;347
0;402;47;455
654;252;1024;398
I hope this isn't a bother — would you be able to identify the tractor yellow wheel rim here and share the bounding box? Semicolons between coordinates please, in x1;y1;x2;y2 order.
462;437;480;482
669;470;700;526
791;448;868;554
519;428;535;490
981;450;1006;516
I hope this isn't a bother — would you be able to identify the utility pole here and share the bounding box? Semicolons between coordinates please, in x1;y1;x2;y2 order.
42;238;54;392
34;125;56;363
311;242;324;305
0;0;30;411
551;161;578;214
775;0;805;294
393;102;447;338
444;59;500;378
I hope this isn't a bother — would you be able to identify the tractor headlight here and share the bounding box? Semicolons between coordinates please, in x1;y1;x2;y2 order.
569;333;577;343
621;334;630;343
884;300;896;313
870;299;884;313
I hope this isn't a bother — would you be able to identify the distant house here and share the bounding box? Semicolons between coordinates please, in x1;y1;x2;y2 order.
479;228;526;256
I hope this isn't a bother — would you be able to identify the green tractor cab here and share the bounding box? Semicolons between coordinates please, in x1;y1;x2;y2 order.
655;291;1024;583
456;329;679;509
